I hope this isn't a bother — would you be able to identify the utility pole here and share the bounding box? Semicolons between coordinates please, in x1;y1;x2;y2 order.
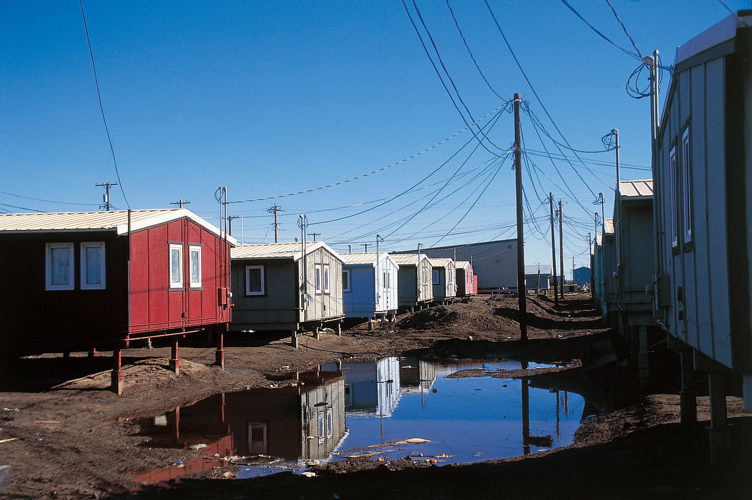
96;182;117;211
170;199;190;209
550;193;558;306
308;232;321;242
559;200;564;300
228;215;240;238
514;93;527;342
267;204;284;243
362;244;368;252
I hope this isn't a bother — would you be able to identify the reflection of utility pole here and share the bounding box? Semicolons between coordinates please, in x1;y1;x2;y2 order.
171;199;190;209
267;204;283;243
308;232;321;242
96;182;117;211
521;360;530;456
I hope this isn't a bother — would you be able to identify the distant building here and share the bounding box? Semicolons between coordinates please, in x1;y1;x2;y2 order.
393;239;518;293
573;267;591;287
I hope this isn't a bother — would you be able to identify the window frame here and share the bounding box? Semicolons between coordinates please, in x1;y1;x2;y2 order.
669;144;679;252
245;265;265;296
315;264;322;295
169;243;183;289
681;127;693;249
323;264;330;294
189;244;202;289
342;269;351;292
80;242;106;290
45;242;75;291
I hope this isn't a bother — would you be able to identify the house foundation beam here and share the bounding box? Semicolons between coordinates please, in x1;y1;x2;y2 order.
707;372;730;466
215;329;225;370
679;348;697;425
169;339;179;375
111;347;123;395
638;326;649;394
291;330;299;349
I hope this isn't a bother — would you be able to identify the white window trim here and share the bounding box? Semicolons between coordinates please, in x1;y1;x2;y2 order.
315;264;322;294
189;245;202;288
669;145;679;249
245;265;265;296
681;128;692;244
342;269;351;292
169;244;183;289
324;264;330;294
45;242;74;291
80;242;106;290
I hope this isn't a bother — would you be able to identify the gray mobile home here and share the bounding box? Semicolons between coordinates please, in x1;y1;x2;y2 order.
393;239;518;292
430;257;456;304
230;242;344;344
390;253;433;311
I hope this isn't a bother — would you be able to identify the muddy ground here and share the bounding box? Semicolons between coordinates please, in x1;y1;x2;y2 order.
0;293;750;499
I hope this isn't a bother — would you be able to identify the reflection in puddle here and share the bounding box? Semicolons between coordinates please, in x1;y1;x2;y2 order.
127;357;584;483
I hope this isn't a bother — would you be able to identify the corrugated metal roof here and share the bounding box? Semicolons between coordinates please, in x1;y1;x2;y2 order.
455;260;472;269
429;257;453;268
231;241;343;262
390;253;429;266
620;179;653;198
341;252;378;265
0;209;236;244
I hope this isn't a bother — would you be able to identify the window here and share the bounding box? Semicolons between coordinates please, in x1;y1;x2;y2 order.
669;145;679;250
189;245;202;288
383;271;388;289
245;265;264;295
80;242;106;290
315;264;322;294
248;423;267;454
343;269;351;292
324;264;330;294
681;128;692;245
432;269;440;285
169;244;183;289
46;243;74;290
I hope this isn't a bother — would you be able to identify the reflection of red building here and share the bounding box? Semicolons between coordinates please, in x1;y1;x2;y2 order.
0;209;234;393
129;365;346;486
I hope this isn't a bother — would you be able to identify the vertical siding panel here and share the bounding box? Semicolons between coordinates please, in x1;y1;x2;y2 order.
706;58;732;366
691;63;711;354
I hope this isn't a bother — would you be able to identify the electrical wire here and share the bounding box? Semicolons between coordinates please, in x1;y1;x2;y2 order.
0;190;100;208
228;104;506;205
79;0;130;209
559;0;641;61
401;0;510;155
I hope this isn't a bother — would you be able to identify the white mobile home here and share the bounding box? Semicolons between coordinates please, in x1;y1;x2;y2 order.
341;252;399;320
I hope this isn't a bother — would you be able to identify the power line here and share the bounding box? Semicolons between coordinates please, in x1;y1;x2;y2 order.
79;0;130;209
0;190;99;207
559;0;641;61
228;104;507;204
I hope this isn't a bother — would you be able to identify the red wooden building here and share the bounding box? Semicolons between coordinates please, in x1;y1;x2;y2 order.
0;209;235;393
455;260;476;297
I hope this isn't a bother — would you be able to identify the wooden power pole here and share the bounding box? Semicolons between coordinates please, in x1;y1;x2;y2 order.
514;93;527;342
267;204;283;243
550;193;558;307
559;200;564;301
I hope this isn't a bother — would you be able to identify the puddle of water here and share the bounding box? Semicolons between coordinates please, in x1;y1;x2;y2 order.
127;357;585;483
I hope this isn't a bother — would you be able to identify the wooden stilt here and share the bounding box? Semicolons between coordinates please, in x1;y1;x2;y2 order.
169;338;179;375
215;329;225;369
708;372;730;466
291;330;299;349
111;347;123;395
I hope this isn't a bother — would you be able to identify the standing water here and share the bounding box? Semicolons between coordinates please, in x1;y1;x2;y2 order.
129;357;585;481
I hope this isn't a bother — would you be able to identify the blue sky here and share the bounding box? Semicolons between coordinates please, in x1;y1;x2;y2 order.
1;1;748;275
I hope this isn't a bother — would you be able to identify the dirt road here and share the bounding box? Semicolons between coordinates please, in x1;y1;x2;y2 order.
0;294;749;499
